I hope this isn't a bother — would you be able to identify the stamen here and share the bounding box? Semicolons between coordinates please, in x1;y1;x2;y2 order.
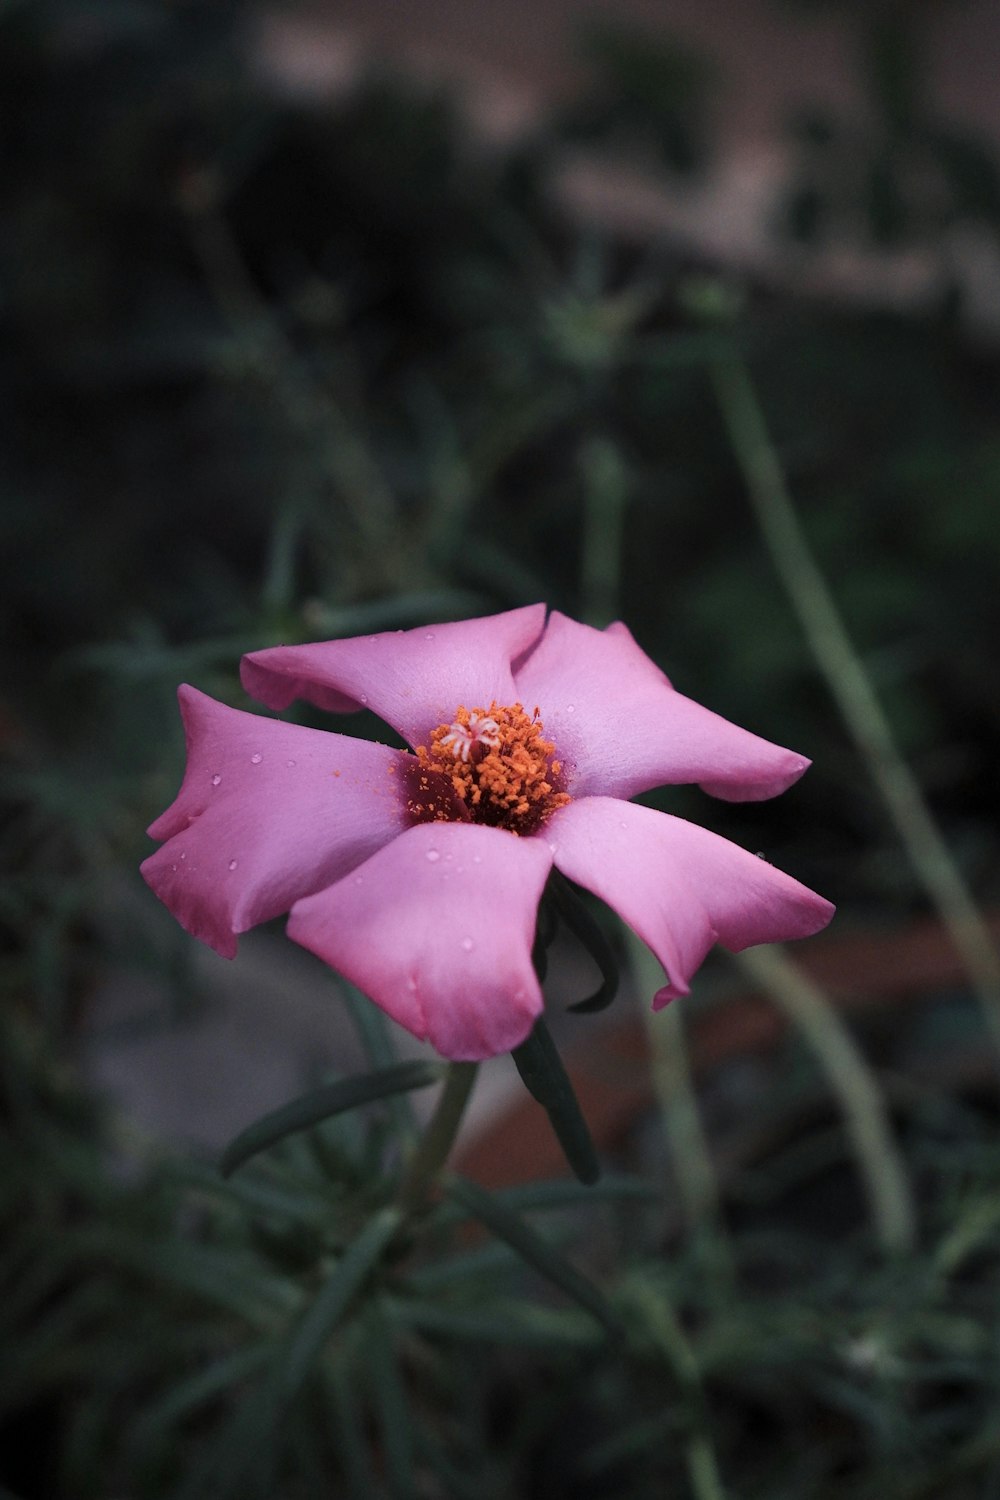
438;710;501;763
415;702;569;835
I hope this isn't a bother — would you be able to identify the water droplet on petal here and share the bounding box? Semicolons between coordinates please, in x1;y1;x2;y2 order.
566;704;575;714
286;759;296;768
354;874;364;885
250;753;262;765
179;851;186;860
425;848;440;862
228;858;238;871
444;851;453;861
424;632;435;641
359;694;369;704
170;863;177;872
211;773;222;787
472;853;482;865
461;936;475;952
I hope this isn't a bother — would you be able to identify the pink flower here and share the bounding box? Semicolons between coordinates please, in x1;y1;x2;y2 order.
141;606;833;1060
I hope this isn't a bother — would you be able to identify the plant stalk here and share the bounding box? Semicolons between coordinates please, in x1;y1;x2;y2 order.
736;944;915;1254
711;349;1000;1062
395;1062;478;1216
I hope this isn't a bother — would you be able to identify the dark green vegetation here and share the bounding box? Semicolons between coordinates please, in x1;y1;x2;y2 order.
4;2;1000;1496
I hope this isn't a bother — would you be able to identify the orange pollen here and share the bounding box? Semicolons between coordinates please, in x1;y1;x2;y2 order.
415;702;570;834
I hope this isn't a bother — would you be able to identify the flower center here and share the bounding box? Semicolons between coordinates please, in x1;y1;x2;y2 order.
415;702;570;835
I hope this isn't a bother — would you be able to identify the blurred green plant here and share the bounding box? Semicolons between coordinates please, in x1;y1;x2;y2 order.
4;0;1000;1496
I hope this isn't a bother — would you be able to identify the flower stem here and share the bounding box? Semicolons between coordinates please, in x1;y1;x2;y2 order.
395;1061;478;1216
711;348;1000;1062
579;435;628;630
627;931;730;1264
736;944;916;1255
623;1273;731;1500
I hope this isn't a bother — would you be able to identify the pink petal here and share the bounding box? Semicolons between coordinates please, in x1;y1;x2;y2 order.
141;686;414;958
514;612;810;802
287;823;553;1061
547;797;834;1008
240;604;547;751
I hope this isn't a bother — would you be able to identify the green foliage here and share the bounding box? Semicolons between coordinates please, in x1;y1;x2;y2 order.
4;0;1000;1495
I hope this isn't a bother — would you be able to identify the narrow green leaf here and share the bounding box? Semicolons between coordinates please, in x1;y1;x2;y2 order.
512;1018;600;1184
408;1242;517;1292
548;872;620;1012
387;1296;600;1349
177;1159;336;1225
366;1304;417;1499
220;1062;441;1177
496;1175;654;1212
60;1230;297;1327
129;1344;273;1457
444;1176;620;1337
341;983;419;1137
532;887;560;982
326;1355;377;1500
279;1206;402;1402
422;1174;654;1237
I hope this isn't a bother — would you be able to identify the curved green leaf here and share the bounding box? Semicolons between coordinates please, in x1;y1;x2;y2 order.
548;872;620;1013
220;1062;442;1178
444;1176;620;1338
280;1206;403;1402
512;1018;600;1184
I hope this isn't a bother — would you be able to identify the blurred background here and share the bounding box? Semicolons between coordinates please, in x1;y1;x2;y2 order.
4;1;1000;1496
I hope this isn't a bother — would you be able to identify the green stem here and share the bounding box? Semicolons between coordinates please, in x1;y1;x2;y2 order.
736;945;915;1255
685;1434;730;1500
576;437;727;1246
625;1274;731;1500
579;435;628;629
627;932;725;1238
711;349;1000;1062
395;1062;478;1216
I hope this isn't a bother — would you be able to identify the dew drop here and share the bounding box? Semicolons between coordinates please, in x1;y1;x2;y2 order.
566;704;575;713
171;863;177;872
228;858;238;871
472;853;482;865
286;759;296;768
461;936;475;952
425;849;441;862
424;632;435;641
250;752;262;765
179;851;186;860
359;694;369;704
444;850;453;861
354;874;364;885
211;773;222;787
368;635;378;642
